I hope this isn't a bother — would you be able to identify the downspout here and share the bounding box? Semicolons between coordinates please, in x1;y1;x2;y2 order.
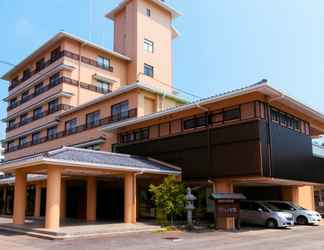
78;42;88;105
195;104;212;182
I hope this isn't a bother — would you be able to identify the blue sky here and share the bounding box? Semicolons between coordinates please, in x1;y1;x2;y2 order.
1;0;324;140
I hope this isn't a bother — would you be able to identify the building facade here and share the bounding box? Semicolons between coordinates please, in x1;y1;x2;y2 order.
1;0;324;231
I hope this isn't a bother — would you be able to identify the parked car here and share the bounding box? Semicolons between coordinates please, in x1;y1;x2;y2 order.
240;200;294;228
265;201;322;225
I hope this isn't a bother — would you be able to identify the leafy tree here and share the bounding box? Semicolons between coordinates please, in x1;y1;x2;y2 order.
149;176;186;225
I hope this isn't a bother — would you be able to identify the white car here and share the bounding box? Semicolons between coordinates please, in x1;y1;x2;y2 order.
240;200;294;228
265;201;322;225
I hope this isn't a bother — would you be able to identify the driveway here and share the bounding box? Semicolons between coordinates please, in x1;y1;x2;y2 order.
0;225;324;250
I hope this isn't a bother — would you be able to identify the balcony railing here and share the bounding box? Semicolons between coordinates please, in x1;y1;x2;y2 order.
8;50;114;91
6;104;73;132
5;108;137;153
7;76;111;111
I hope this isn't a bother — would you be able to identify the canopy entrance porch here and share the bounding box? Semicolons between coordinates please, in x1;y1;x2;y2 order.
0;147;181;230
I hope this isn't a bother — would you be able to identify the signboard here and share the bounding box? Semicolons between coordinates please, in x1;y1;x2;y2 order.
215;201;239;218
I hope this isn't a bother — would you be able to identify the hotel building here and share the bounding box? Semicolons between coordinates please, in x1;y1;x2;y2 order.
1;0;324;231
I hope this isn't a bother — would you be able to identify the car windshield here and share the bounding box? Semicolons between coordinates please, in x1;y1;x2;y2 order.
268;202;296;211
262;202;281;212
292;204;306;210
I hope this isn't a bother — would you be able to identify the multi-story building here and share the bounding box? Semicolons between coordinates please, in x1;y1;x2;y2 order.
1;0;324;231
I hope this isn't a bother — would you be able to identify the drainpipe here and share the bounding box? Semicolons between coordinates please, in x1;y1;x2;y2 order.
78;42;88;105
195;104;212;182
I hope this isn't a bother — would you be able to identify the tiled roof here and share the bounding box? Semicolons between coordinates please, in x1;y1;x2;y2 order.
1;147;181;175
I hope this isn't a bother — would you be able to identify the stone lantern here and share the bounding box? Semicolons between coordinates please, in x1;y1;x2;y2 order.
185;187;196;226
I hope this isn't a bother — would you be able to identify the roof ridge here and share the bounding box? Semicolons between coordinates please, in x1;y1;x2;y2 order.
55;146;145;159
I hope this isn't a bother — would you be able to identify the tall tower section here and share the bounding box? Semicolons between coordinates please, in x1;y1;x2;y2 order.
106;0;181;89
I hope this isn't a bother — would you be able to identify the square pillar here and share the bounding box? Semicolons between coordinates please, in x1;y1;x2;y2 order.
45;167;61;230
34;183;41;218
124;173;137;224
60;180;66;220
86;176;97;222
13;170;27;225
213;180;235;230
281;185;315;210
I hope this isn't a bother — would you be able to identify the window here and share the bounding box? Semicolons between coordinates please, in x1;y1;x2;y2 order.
34;82;44;95
20;113;29;125
65;118;77;134
49;72;60;87
96;79;110;93
48;99;59;113
19;136;28;147
7;141;15;151
267;202;295;211
47;126;57;140
183;115;209;130
51;47;61;62
111;101;129;121
22;68;31;81
32;132;41;145
271;109;280;122
36;58;45;72
9;97;17;107
223;108;240;121
86;111;100;128
8;119;16;129
21;90;30;103
96;56;110;70
144;39;154;53
33;107;43;119
144;64;154;77
146;8;151;17
120;128;149;144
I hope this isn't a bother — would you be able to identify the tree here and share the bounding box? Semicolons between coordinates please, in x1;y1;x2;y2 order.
149;176;186;225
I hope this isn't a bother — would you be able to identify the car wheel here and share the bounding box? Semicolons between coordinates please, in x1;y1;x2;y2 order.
266;218;278;228
296;216;308;225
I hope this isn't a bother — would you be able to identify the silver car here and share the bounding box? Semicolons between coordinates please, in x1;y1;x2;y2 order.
240;200;294;228
265;201;322;225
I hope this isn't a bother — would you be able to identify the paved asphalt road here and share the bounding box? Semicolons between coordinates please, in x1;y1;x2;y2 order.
1;225;324;250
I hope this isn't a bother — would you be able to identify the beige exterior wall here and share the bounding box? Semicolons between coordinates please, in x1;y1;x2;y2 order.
114;0;173;87
281;185;315;210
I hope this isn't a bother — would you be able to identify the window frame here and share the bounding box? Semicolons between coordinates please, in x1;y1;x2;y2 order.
49;72;60;87
34;82;44;95
86;111;100;128
32;132;41;145
96;56;110;70
144;64;154;78
33;106;43;119
48;99;59;113
96;79;110;93
111;101;129;121
144;39;154;53
36;58;45;72
47;126;58;140
65;118;78;134
20;113;29;125
51;47;61;62
223;108;241;122
19;136;28;147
